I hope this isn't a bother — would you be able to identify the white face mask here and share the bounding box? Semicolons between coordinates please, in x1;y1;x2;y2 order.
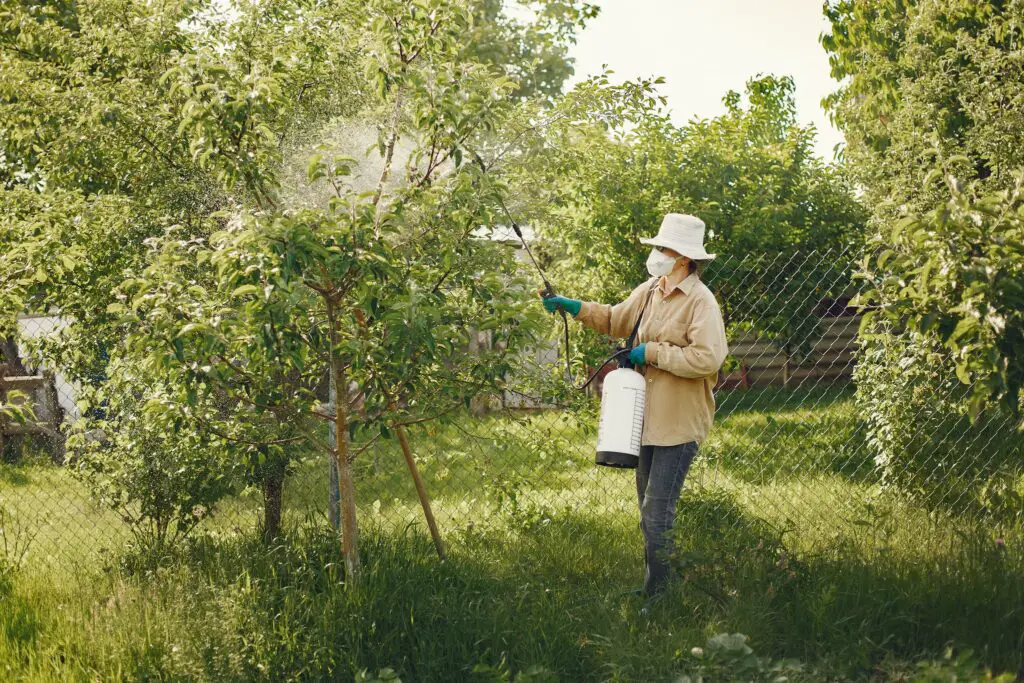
645;248;679;277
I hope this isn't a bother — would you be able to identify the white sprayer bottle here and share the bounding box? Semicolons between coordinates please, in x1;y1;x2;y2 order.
595;363;645;468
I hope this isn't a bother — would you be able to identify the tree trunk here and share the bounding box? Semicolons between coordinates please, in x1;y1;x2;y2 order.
326;298;360;579
42;370;66;464
262;464;284;541
1;336;28;376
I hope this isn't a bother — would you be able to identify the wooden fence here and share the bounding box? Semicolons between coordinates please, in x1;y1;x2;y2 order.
470;308;861;408
0;369;66;461
717;314;861;390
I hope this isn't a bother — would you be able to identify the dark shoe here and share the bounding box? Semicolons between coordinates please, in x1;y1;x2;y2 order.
638;590;666;617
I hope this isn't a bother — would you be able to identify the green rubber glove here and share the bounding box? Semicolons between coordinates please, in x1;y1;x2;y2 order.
629;343;647;367
542;295;581;317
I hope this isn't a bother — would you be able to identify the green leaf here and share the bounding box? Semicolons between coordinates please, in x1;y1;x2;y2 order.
231;284;260;298
307;154;326;182
177;323;208;338
955;361;971;385
172;337;185;362
949;317;978;343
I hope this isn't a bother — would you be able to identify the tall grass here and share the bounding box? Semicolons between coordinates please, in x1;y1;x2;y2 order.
2;507;1021;681
1;386;1022;680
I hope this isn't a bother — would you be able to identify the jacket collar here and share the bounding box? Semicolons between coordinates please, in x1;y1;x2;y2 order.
658;271;699;296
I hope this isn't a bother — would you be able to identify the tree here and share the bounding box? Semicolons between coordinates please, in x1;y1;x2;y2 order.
1;0;372;543
0;0;369;384
823;0;1024;510
0;0;662;577
1;0;614;556
823;0;1024;418
506;75;865;362
462;0;599;101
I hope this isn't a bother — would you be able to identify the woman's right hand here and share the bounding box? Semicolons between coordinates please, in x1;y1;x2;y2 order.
539;292;582;317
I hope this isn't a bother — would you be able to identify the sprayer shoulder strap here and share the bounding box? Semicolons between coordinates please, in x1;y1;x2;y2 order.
625;281;659;349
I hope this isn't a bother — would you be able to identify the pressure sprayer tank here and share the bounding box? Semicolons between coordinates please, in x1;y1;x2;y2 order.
595;367;646;468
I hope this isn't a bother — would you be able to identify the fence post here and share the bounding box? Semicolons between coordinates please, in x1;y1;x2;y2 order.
327;374;340;531
782;344;791;387
0;370;7;458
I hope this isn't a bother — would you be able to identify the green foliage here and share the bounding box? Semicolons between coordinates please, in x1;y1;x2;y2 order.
823;0;1024;208
679;632;804;683
853;325;1022;513
0;187;148;381
462;0;598;102
68;366;237;551
912;648;1018;683
825;0;1024;424
857;170;1024;420
0;0;362;380
509;74;865;361
0;390;33;427
0;0;619;549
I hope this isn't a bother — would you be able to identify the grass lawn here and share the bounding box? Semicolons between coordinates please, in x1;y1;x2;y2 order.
1;386;1022;681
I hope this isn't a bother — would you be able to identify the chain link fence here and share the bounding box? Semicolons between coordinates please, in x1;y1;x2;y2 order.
2;249;1022;578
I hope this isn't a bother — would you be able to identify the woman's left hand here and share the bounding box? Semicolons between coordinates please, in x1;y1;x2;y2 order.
629;343;647;367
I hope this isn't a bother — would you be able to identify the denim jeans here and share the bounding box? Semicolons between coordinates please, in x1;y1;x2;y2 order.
636;441;697;596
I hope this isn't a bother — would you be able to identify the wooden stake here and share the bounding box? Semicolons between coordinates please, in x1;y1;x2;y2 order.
327;379;340;531
394;420;446;561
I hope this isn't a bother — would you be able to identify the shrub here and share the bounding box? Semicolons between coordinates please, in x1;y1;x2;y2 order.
0;505;34;597
70;374;237;553
825;0;1024;515
854;327;1023;514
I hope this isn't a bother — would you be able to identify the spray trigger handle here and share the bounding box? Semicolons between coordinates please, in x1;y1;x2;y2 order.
536;285;558;300
617;345;635;370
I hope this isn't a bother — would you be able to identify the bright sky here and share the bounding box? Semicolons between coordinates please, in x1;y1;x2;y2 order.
567;0;845;161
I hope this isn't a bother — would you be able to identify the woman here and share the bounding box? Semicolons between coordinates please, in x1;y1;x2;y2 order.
541;213;728;597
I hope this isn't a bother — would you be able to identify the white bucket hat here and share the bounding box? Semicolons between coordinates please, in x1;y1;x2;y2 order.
639;213;716;261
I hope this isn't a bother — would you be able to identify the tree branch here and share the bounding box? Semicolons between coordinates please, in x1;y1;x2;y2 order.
372;88;406;233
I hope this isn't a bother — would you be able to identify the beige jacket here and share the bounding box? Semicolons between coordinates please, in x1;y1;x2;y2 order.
576;272;728;446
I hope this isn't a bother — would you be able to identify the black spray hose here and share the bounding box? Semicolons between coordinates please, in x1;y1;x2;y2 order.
575;347;631;392
494;194;632;394
493;194;572;384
